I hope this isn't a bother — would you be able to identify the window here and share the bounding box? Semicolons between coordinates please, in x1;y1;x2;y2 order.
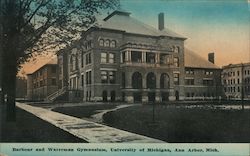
101;53;107;63
186;69;194;74
131;51;142;63
99;39;104;46
185;79;194;85
237;71;240;76
109;71;116;84
51;66;56;73
205;70;213;75
146;53;155;63
81;75;84;87
51;78;57;85
174;46;180;53
101;71;108;83
85;53;91;65
109;53;115;63
237;79;240;84
174;57;179;67
110;40;116;48
81;52;84;68
86;71;92;84
104;40;110;47
174;73;179;85
203;79;213;86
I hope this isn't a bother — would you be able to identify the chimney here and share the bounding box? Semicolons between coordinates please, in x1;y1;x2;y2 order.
208;53;215;64
158;13;164;31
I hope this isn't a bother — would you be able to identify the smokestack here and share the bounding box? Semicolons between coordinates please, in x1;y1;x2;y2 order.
208;53;215;64
158;13;164;31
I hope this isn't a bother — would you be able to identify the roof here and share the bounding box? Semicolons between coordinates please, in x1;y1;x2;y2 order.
28;57;57;75
222;62;250;69
185;49;220;69
98;10;186;39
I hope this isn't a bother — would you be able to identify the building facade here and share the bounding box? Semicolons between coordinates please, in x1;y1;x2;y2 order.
56;10;223;103
184;50;222;100
222;63;250;100
27;59;58;101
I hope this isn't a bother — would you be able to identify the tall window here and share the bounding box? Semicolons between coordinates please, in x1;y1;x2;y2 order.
86;71;92;84
109;53;115;63
101;71;108;83
109;71;116;84
174;73;179;85
86;53;91;65
81;52;84;67
174;57;179;67
101;53;107;63
81;75;84;87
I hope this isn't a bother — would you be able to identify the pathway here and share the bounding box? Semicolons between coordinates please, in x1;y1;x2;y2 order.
17;102;164;143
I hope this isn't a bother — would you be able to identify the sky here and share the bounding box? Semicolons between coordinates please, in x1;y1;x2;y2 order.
20;0;250;76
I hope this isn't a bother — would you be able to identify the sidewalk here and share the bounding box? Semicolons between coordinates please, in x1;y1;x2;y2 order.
17;102;165;143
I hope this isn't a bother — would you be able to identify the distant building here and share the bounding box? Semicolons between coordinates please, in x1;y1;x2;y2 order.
54;10;222;103
27;59;58;101
222;63;250;100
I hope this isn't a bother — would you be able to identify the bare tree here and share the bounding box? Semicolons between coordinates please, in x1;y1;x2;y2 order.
0;0;119;121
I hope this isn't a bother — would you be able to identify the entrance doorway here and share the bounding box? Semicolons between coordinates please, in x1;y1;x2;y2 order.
102;90;107;102
111;91;116;102
133;92;142;102
175;91;179;101
148;92;155;102
161;92;169;102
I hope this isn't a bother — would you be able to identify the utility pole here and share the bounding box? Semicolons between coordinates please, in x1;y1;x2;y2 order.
241;63;245;110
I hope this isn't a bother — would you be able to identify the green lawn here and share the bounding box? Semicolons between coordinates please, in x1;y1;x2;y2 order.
53;104;118;118
103;105;250;143
0;106;85;142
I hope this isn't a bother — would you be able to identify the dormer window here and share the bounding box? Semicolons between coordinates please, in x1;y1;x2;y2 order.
99;39;104;46
110;40;116;48
104;39;110;47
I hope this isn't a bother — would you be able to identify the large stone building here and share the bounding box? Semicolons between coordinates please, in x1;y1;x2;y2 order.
54;10;222;103
27;58;58;101
222;63;250;100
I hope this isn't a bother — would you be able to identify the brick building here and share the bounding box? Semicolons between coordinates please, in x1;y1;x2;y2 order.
222;63;250;100
55;10;222;103
184;50;222;100
27;58;58;101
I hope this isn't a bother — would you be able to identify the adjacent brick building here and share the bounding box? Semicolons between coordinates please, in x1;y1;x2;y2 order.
27;58;58;101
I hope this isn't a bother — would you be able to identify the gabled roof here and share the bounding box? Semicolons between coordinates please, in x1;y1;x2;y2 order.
185;49;220;69
98;10;186;39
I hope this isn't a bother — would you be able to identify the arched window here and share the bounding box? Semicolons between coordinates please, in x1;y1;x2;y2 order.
160;73;170;89
104;39;110;47
147;72;156;89
99;39;104;46
132;72;142;89
110;40;116;48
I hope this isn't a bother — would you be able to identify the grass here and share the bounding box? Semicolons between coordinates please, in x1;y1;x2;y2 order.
0;105;86;142
103;105;250;143
52;104;118;118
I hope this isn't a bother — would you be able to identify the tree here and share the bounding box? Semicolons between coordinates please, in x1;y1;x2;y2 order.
0;0;119;121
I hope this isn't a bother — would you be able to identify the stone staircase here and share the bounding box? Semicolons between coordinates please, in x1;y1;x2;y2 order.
45;86;68;102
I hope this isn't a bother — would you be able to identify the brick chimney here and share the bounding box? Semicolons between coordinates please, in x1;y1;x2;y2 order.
208;53;215;64
158;13;164;31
